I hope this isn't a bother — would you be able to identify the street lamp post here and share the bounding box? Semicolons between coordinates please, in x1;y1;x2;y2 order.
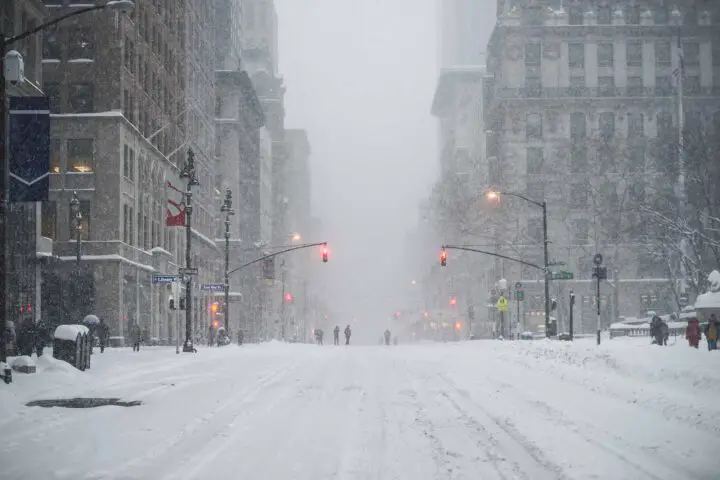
0;0;135;384
220;188;234;332
70;191;82;268
488;190;552;337
180;149;199;353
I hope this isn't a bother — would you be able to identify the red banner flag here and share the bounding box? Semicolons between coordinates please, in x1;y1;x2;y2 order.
166;181;185;227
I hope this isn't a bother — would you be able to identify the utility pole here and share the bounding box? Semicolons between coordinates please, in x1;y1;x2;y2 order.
180;149;199;353
220;189;234;332
280;266;286;341
593;253;606;345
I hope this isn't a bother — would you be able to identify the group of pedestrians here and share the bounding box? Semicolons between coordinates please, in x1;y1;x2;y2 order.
685;314;719;351
316;325;352;346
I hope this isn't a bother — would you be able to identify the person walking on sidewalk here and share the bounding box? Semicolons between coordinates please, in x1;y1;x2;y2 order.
130;323;141;352
686;318;701;349
97;318;109;353
344;325;352;345
333;325;340;345
704;314;718;351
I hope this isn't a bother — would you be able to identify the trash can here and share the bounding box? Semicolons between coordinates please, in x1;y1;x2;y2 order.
53;325;91;371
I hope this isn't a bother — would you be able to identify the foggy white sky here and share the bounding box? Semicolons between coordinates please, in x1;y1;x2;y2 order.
276;0;438;329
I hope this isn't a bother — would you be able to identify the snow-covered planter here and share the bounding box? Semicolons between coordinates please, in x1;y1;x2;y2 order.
693;270;720;322
11;355;36;374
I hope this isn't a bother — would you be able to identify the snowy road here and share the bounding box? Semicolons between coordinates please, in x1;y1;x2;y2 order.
1;339;719;480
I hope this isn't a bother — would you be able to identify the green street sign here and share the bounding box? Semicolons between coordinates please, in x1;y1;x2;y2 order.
550;271;574;280
516;291;525;301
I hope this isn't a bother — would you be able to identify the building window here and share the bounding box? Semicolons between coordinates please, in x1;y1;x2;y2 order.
526;113;543;140
41;201;57;240
570;144;588;173
599;112;615;139
67;139;93;173
569;43;584;68
627;5;641;25
69;200;91;241
597;43;613;67
656;75;672;95
525;42;541;66
69;83;93;112
627;76;643;96
597;145;616;173
123;204;134;245
526;147;543;174
628;146;645;173
42;26;61;59
683;42;699;66
713;41;720;66
68;28;94;59
656;41;671;67
574;220;589;243
683;76;700;95
626;41;643;67
654;7;668;24
570;112;586;139
627;113;644;138
570;183;588;207
123;145;135;180
568;7;583;25
525;74;541;96
49;138;61;173
656;112;673;136
598;76;615;96
569;75;585;95
597;6;611;25
44;82;61;112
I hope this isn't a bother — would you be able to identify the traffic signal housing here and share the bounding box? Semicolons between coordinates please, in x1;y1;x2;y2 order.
322;243;329;263
440;248;447;267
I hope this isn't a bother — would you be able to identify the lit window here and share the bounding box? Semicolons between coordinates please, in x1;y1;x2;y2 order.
67;139;93;173
50;139;61;173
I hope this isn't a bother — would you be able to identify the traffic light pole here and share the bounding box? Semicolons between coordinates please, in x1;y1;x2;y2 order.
227;242;328;276
220;189;234;332
542;200;551;338
180;149;199;353
569;290;575;341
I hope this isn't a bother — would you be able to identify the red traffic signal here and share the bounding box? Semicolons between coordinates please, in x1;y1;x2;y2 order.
449;296;457;307
322;243;329;263
440;248;448;267
284;292;294;302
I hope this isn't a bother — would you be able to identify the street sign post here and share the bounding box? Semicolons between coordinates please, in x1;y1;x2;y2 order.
201;283;225;292
550;271;574;280
152;275;181;284
178;267;199;276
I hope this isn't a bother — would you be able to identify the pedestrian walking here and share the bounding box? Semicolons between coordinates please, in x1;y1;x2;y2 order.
344;325;352;345
97;318;109;353
333;325;340;345
704;314;718;351
384;329;391;346
686;318;701;349
130;323;141;352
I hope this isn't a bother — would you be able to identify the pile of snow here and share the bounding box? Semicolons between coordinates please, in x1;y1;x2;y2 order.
54;324;89;341
35;353;81;375
11;356;35;368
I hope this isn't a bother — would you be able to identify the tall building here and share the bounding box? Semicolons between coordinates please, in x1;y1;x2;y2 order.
437;0;495;69
39;1;229;344
1;0;49;347
214;0;266;335
483;0;720;331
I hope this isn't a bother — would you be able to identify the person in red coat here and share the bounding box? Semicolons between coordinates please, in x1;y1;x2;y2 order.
686;318;701;348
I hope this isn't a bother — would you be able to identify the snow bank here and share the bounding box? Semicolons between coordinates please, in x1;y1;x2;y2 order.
54;324;89;341
11;356;35;368
35;354;81;375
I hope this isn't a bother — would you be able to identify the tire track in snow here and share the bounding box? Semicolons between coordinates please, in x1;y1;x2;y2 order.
96;360;302;480
485;376;704;480
433;372;567;480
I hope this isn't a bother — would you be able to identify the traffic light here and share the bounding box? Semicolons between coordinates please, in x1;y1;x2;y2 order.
169;297;175;310
211;302;220;314
440;248;447;267
449;296;457;307
322;243;329;263
455;321;462;331
284;292;294;302
212;320;220;329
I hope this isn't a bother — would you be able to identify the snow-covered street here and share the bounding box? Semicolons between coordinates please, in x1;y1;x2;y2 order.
1;338;719;480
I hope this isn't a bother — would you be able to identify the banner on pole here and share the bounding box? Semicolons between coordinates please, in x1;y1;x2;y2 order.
9;96;50;202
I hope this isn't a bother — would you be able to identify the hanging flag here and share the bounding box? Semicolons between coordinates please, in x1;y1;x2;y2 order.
166;181;185;226
9;97;50;202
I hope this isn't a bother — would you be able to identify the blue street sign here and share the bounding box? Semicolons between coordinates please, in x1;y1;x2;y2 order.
152;275;180;284
9;96;50;202
201;283;225;292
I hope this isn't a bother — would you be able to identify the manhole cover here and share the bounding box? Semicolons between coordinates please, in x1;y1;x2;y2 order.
26;398;142;408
